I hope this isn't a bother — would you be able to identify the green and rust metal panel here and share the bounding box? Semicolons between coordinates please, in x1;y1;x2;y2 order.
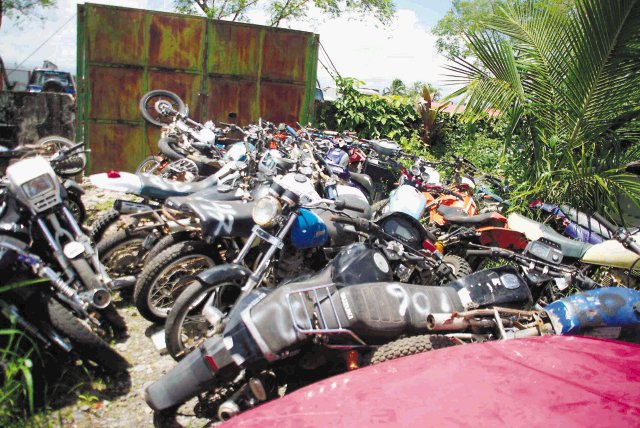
77;3;318;172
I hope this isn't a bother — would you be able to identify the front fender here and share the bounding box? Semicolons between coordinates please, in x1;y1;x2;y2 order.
196;263;252;287
63;179;85;195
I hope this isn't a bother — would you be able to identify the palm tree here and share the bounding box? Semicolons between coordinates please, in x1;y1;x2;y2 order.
446;0;640;218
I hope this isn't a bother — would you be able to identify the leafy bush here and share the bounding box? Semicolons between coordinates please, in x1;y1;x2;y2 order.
332;77;420;140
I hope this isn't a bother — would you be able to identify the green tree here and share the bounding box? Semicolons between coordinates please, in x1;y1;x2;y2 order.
1;0;56;89
433;0;571;59
173;0;395;26
447;0;640;216
382;78;407;96
408;81;441;100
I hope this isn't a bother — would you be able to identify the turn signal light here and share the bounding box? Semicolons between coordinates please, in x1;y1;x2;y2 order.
434;241;445;253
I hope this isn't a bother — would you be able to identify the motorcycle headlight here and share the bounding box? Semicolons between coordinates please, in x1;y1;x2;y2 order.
21;174;55;199
252;196;281;227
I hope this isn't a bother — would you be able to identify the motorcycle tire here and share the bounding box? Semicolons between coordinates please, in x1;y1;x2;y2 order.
133;240;220;324
35;135;86;176
46;298;129;374
135;155;164;175
442;254;473;279
364;335;455;366
71;258;128;335
371;198;388;218
157;137;188;161
66;192;86;225
165;279;241;361
144;231;193;263
139;90;186;127
96;229;149;279
89;209;121;243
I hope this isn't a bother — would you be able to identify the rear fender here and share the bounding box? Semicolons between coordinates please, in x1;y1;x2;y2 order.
89;172;142;194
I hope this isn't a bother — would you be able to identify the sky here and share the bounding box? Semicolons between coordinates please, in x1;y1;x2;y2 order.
0;0;455;93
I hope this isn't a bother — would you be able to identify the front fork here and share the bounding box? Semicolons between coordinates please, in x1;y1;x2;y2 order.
37;207;110;288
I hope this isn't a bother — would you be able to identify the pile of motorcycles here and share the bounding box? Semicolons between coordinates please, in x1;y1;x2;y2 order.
2;89;640;423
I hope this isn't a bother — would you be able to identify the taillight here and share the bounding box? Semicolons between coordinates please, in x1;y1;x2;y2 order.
347;350;359;371
204;355;218;372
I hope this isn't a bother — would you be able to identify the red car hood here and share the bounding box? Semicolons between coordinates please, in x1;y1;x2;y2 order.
222;336;640;427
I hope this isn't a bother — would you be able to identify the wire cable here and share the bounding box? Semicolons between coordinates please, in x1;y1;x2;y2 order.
7;13;77;77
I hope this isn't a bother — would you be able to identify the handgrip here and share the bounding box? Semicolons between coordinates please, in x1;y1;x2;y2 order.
592;212;618;234
466;249;493;257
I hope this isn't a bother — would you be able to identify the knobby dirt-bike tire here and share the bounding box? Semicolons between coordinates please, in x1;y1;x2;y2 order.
89;209;121;243
46;298;129;374
35;135;86;176
139;90;186;127
165;279;241;361
70;258;127;334
133;240;219;323
442;254;473;279
96;229;149;279
364;335;455;366
371;198;388;219
65;193;86;225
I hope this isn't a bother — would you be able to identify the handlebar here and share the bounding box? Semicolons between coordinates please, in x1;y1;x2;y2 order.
592;212;618;234
592;212;640;256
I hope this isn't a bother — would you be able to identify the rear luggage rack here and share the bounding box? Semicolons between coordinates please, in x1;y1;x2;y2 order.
286;284;366;348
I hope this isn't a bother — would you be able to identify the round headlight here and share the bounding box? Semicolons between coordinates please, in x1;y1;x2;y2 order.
252;196;281;227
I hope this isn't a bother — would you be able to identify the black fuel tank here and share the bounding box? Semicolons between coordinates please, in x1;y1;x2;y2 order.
445;266;532;309
331;243;394;286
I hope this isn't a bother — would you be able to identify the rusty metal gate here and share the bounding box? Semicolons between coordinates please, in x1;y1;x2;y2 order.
77;3;319;172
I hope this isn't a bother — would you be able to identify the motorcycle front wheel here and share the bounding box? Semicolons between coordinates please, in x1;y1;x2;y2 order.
47;298;129;374
165;279;241;361
133;240;220;323
139;89;186;127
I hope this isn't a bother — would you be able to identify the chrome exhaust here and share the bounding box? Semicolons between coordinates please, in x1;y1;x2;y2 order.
80;288;111;309
113;199;154;214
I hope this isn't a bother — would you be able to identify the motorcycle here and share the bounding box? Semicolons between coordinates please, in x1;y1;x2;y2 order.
0;141;88;223
0;156;128;371
144;236;637;422
164;201;464;361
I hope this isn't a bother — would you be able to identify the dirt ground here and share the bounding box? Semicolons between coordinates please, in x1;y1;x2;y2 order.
43;181;209;428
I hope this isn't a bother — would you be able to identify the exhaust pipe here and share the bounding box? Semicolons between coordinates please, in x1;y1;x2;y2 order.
113;199;154;214
426;313;470;331
218;400;240;421
80;288;111;309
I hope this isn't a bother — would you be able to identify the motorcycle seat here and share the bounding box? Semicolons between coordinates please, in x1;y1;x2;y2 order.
437;205;507;228
350;172;374;200
173;197;256;239
507;213;592;259
138;173;220;199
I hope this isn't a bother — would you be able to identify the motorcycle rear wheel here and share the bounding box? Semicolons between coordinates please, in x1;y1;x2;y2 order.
364;335;455;366
97;229;149;278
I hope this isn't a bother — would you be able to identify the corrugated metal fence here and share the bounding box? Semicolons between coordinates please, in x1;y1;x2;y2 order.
77;3;319;172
